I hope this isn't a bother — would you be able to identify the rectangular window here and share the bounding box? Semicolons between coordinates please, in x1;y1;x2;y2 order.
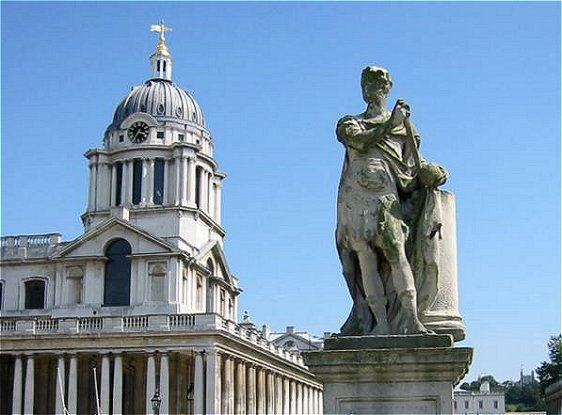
494;400;498;409
115;162;123;206
178;134;184;142
464;401;469;409
25;280;46;309
119;134;124;142
0;282;3;310
157;131;165;139
153;158;165;205
132;159;143;205
479;400;483;409
453;401;457;410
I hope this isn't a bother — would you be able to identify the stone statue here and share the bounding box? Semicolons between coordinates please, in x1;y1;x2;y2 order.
336;66;448;336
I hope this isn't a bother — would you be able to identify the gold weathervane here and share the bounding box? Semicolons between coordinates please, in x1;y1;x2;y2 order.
150;20;172;42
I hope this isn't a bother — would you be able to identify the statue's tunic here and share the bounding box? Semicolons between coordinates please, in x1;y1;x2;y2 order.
336;114;417;256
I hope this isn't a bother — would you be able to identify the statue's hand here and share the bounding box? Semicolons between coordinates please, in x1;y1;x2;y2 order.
418;163;448;188
388;99;411;128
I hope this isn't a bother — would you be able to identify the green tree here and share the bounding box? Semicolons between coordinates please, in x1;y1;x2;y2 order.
536;334;562;393
505;382;545;411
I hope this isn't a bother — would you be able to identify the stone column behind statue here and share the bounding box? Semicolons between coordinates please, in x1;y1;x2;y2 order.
303;66;472;415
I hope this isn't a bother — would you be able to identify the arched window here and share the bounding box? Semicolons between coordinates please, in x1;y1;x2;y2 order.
206;258;215;276
25;279;46;309
0;280;4;310
195;166;202;208
104;239;132;306
132;159;143;205
153;158;165;205
115;162;123;206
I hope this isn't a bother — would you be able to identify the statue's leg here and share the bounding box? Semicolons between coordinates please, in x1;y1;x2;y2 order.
385;244;428;334
354;240;390;335
338;249;371;335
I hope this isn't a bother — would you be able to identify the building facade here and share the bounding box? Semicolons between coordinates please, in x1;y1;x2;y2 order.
269;327;325;353
454;382;506;415
0;23;322;415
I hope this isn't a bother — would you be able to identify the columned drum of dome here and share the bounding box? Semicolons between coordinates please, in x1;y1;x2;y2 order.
81;22;225;247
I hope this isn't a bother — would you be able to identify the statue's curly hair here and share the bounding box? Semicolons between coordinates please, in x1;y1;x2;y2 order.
360;66;393;90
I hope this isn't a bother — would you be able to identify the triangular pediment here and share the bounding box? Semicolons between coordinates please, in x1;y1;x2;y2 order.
52;218;179;259
195;240;237;287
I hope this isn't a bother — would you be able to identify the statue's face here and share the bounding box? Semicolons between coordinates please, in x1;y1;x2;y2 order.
361;68;392;105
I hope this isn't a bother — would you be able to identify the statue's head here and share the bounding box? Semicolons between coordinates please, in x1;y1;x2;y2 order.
361;66;393;104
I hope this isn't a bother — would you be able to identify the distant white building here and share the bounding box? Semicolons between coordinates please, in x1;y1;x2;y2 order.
269;326;325;352
454;381;506;415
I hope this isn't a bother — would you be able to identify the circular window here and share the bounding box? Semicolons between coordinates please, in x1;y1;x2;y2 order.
157;104;165;115
176;107;183;117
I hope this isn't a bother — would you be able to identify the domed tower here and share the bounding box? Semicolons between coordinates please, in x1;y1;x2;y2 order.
82;22;225;251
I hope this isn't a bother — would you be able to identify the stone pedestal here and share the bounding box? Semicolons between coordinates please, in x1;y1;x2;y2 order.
303;335;472;415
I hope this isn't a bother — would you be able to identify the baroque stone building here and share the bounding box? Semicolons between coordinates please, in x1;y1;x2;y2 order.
0;23;322;415
454;382;505;415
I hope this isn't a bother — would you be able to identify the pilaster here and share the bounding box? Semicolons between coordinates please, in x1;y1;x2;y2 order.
246;364;256;415
113;353;123;415
146;353;156;413
68;354;78;414
55;355;66;415
161;352;170;415
12;355;23;415
101;353;111;414
205;350;222;414
256;367;266;414
24;354;35;415
266;370;275;414
194;351;205;415
234;359;246;415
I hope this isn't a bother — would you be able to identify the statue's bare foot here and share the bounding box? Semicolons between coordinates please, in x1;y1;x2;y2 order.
368;322;391;335
404;320;432;335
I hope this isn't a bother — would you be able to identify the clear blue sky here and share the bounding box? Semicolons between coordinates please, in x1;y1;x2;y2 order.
1;1;560;383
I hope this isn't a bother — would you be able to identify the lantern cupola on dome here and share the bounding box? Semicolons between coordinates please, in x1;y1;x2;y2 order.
150;20;173;81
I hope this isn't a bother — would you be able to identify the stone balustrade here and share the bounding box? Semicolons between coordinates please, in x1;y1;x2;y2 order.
1;233;63;259
0;313;305;366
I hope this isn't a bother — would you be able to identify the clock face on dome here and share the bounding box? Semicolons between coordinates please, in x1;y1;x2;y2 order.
128;121;150;143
